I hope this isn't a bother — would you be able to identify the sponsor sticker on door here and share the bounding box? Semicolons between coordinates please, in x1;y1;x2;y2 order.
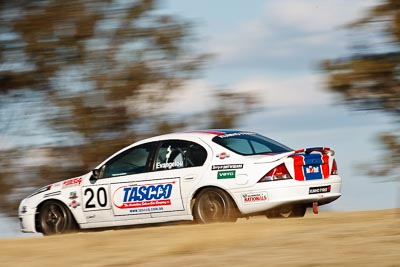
111;177;184;215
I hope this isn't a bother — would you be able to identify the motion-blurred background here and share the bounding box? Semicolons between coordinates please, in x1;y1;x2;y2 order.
0;0;399;238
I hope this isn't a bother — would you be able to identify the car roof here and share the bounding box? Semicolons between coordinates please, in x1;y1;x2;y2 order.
97;129;261;169
96;129;255;169
137;129;252;144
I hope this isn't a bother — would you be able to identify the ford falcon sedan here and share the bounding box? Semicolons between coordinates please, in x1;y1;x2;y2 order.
19;130;342;235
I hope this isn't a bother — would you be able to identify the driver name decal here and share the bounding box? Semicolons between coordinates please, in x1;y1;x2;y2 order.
156;161;183;170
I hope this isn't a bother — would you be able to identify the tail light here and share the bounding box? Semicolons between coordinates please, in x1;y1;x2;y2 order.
331;159;338;175
258;164;292;182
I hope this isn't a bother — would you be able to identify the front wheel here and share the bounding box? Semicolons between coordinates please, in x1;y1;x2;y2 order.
39;201;76;235
193;188;238;223
266;206;307;219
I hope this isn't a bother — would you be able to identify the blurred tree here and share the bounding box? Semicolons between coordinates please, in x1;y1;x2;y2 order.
0;0;255;215
321;0;400;180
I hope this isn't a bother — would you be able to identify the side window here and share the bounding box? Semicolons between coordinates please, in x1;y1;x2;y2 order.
155;140;207;171
251;140;273;153
219;138;253;154
186;142;207;167
102;143;155;178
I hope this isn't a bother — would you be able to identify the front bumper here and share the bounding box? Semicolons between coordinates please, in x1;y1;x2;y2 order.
19;200;37;233
19;212;37;233
231;175;342;215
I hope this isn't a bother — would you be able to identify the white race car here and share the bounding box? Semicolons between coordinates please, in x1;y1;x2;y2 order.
19;130;341;235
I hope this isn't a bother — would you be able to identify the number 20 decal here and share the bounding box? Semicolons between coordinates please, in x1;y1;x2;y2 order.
84;187;108;210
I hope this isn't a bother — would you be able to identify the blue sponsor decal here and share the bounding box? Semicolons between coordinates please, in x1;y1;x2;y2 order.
112;179;182;214
303;154;323;165
122;184;172;202
303;165;323;180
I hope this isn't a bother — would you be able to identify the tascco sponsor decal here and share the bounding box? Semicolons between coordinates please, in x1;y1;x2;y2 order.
113;182;173;209
211;164;243;170
217;170;236;179
242;192;268;204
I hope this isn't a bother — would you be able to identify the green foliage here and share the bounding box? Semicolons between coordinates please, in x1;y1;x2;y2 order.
321;0;400;181
0;0;256;216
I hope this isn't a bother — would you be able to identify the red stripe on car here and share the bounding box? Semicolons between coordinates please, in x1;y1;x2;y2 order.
291;155;305;181
321;154;330;178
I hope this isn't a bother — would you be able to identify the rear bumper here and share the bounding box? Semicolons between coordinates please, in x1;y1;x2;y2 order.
231;175;342;215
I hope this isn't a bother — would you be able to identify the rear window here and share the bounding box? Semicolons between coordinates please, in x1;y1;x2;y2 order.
212;132;292;155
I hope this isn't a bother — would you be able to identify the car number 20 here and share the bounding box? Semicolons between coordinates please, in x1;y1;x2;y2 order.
82;185;110;211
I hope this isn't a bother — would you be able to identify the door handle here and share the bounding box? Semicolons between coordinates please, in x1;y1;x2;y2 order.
183;175;196;181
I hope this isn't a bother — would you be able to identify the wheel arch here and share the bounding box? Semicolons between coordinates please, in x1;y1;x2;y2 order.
35;198;79;233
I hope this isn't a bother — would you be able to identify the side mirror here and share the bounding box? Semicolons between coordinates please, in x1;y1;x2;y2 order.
91;169;100;180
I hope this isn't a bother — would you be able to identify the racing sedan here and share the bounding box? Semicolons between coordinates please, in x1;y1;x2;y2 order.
19;130;342;235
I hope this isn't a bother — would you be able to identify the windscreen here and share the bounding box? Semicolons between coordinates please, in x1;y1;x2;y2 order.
212;132;292;155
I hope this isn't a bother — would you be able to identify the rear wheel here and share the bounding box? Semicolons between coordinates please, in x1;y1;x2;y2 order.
266;206;306;219
193;188;238;223
39;201;76;235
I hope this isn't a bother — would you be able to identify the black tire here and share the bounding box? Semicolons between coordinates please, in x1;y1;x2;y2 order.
266;206;306;219
193;188;238;223
39;201;76;235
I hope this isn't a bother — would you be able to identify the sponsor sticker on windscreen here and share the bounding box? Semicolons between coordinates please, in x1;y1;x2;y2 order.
309;185;331;194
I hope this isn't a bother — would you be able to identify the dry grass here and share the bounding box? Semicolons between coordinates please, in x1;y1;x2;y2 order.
0;209;399;267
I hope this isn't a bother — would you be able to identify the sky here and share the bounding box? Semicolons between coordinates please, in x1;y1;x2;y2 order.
162;0;398;211
1;0;399;238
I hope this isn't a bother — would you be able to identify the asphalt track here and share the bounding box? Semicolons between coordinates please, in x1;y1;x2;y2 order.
0;209;398;266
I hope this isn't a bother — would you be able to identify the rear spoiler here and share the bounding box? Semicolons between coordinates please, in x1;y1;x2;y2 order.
254;147;335;164
294;147;335;155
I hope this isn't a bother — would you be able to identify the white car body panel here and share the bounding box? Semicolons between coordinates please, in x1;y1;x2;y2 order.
19;130;342;234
